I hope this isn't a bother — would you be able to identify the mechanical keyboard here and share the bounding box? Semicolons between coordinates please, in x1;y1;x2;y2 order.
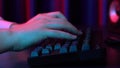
28;27;106;67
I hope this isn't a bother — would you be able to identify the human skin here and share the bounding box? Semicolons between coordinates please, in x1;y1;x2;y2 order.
0;12;82;53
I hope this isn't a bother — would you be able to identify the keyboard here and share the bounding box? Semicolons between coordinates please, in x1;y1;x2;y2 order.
28;27;106;67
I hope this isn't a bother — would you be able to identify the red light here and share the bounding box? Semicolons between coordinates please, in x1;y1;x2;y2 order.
109;0;120;24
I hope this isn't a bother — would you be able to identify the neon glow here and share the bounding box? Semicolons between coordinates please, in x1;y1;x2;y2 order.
109;9;119;23
109;1;119;23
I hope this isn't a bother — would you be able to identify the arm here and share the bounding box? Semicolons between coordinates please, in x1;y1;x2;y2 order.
0;29;16;53
0;19;18;53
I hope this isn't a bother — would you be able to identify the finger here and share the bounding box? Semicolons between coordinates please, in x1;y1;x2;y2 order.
44;11;67;19
46;29;77;40
45;20;82;35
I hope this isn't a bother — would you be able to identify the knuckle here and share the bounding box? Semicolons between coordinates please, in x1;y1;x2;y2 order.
36;13;44;17
35;14;48;20
53;11;62;15
58;19;67;24
55;11;61;14
34;14;42;19
37;13;41;16
47;18;65;24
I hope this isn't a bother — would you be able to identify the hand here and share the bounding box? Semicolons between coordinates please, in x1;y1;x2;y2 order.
11;11;82;51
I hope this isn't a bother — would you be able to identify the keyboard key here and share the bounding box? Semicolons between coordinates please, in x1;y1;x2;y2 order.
59;47;68;54
81;42;90;51
54;43;61;51
81;27;91;51
45;44;52;51
31;47;43;57
69;45;77;53
41;49;50;56
69;41;78;53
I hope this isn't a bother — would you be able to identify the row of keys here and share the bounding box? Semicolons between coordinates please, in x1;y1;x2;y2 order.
30;28;101;57
30;41;100;57
31;40;79;57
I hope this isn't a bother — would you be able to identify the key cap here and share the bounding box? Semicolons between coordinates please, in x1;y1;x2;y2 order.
81;27;91;51
69;41;78;53
59;47;68;54
54;43;61;51
69;45;77;53
31;46;43;57
81;41;90;51
41;49;50;56
45;44;52;51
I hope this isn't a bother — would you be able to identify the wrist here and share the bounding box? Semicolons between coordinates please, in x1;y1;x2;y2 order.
0;20;18;29
9;23;18;29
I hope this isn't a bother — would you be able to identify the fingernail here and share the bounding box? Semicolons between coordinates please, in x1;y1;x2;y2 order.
72;35;77;39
